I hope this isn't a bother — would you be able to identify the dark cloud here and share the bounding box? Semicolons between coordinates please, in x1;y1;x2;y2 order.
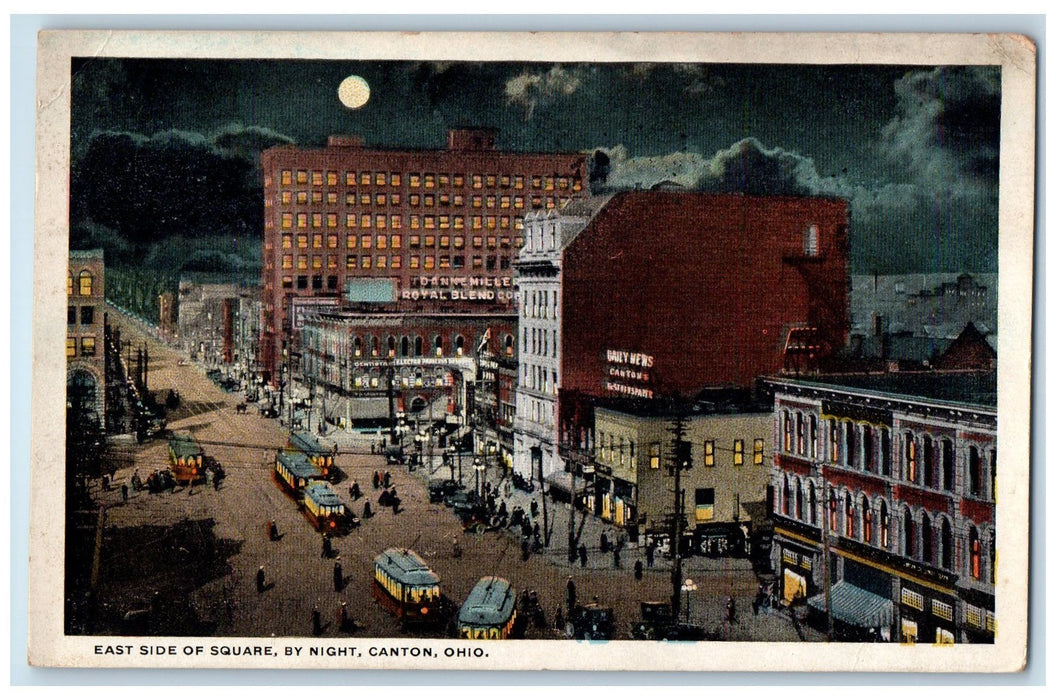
880;66;1001;195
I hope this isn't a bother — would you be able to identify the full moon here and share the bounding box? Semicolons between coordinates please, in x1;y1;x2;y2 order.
338;75;371;110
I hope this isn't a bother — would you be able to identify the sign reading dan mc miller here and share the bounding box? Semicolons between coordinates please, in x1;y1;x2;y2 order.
604;349;655;399
402;275;515;302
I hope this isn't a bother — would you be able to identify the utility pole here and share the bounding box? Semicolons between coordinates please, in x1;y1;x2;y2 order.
387;360;397;445
821;480;833;642
668;407;691;621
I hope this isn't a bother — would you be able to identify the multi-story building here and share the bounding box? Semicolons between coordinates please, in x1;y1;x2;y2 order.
767;371;996;644
592;393;772;553
67;249;106;425
176;280;237;366
512;190;850;484
299;310;516;433
473;338;519;470
259;128;588;385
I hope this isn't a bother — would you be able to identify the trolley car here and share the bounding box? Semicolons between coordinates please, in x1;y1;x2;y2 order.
302;481;353;532
371;548;443;625
289;431;336;480
274;450;323;495
456;576;518;640
168;434;204;484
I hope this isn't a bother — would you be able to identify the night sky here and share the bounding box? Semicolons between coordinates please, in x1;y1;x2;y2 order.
69;58;1001;276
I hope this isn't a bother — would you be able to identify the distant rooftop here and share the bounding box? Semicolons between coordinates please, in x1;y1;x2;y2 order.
770;371;996;410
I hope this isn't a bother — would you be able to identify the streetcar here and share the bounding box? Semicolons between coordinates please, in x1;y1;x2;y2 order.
456;576;518;640
302;481;355;532
274;450;323;495
371;548;443;625
167;434;204;485
289;431;337;480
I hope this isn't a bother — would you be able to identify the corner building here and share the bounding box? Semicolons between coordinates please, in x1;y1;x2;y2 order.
260;129;587;384
767;372;996;644
513;191;849;484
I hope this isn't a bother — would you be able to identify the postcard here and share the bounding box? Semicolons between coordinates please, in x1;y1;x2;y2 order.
31;29;1035;672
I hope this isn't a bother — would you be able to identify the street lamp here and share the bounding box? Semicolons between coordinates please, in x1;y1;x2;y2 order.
474;458;485;498
681;578;698;621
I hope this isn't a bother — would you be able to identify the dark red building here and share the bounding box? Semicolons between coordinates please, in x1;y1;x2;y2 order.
559;192;849;399
259;128;587;383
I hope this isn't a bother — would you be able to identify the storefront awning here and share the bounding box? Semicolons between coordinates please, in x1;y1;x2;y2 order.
807;581;893;629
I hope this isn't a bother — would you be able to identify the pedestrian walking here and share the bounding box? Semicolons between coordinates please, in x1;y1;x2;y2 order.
521;537;530;561
634;560;643;581
121;483;128;502
565;576;576;613
339;601;351;632
333;557;343;591
530;500;539;518
256;565;266;593
268;520;278;541
646;541;655;568
578;544;588;567
312;605;322;636
351;480;361;500
383;471;391;488
321;533;331;558
613;547;621;569
555;605;564;633
600;532;609;553
725;596;737;624
391;494;401;514
371;443;376;455
532;522;541;542
363;500;372;518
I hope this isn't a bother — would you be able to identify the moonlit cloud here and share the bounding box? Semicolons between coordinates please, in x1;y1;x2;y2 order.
505;66;587;120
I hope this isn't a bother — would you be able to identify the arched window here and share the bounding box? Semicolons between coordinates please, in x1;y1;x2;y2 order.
808;415;818;458
78;270;93;296
940;517;953;570
829;419;840;463
969;446;981;496
455;335;465;357
794;478;803;520
905;433;918;483
828;491;838;533
969;525;982;579
782;411;792;452
807;482;817;525
370;336;380;358
862;496;873;544
880;500;890;549
782;475;791;515
903;509;916;558
923;435;934;488
941;438;954;491
861;424;874;472
880;428;892;476
434;335;444;357
504;334;514;357
795;412;804;454
353;336;362;357
401;336;410;357
414;336;423;357
921;512;933;565
387;336;396;358
844;492;855;538
843;421;855;468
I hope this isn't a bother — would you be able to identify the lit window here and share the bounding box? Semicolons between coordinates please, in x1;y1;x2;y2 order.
424;235;435;247
312;255;322;270
409;174;421;188
346;172;356;186
78;271;93;296
281;191;292;204
410;256;419;269
454;216;464;230
360;214;371;229
346;256;357;270
453;194;464;206
312;191;322;203
312;233;322;248
390;215;402;229
453;174;464;187
297;256;307;270
360;172;371;186
375;193;387;206
472;175;483;189
377;235;387;250
311;214;322;228
346;214;356;229
486;175;496;187
296;170;308;184
361;257;371;269
453;236;464;248
376;255;387;269
361;235;372;249
439;256;451;269
282;213;293;229
439;216;450;230
327;171;338;186
391;256;401;269
734;439;744;466
297;213;307;228
754;439;764;465
282;255;293;269
376;215;386;229
649;442;661;469
425;216;436;230
704;441;715;467
391;234;402;249
281;170;292;185
327;192;337;204
391;193;401;206
327;233;338;248
360;194;371;206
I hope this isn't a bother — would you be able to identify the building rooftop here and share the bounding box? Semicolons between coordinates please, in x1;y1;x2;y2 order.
768;370;997;410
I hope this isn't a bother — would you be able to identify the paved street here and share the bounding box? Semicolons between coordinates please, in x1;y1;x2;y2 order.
85;306;815;642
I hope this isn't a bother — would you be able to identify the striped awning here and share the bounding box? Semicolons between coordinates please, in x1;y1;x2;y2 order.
807;581;894;629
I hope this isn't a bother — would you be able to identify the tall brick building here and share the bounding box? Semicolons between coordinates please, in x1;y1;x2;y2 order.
67;249;106;426
513;191;850;482
259;128;587;384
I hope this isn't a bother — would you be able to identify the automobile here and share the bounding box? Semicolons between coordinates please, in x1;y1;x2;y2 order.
428;478;460;504
259;405;279;418
566;603;615;640
444;488;475;511
385;446;406;465
630;601;711;640
206;369;223;381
